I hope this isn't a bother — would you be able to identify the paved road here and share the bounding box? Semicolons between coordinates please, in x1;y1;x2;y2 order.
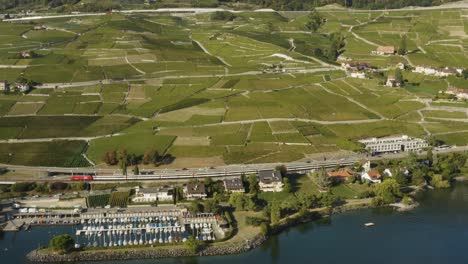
35;67;337;89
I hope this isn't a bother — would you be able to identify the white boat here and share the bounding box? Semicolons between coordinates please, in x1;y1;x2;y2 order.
364;222;375;227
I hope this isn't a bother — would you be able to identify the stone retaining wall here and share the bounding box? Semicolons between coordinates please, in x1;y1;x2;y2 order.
27;235;267;263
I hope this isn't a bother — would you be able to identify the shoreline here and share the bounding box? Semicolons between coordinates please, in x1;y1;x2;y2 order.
25;200;374;263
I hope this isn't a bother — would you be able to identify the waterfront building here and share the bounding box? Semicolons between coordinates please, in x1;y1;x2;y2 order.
132;187;174;203
361;169;382;183
258;170;283;192
327;170;354;182
184;182;207;200
359;135;428;154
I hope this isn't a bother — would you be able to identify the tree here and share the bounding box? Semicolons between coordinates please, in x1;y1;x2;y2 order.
305;9;324;32
228;193;257;211
260;222;271;236
132;165;139;175
373;178;401;205
189;200;203;215
185;235;202;253
395;68;404;87
142;150;151;165
270;201;281;224
403;151;419;171
397;34;407;55
276;165;288;177
426;148;433;166
282;177;292;193
118;149;128;162
411;169;426;186
120;159;127;176
431;174;450;188
462;69;468;79
248;174;259;195
203;199;219;213
103;150;118;165
394;170;408;185
50;234;74;253
313;168;332;189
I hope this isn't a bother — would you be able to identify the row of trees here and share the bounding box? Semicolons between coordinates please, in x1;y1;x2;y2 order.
103;149;175;174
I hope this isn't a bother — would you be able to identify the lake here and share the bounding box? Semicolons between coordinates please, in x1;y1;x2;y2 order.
2;182;468;264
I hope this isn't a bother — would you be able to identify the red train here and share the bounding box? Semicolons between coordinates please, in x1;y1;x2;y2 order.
71;175;94;181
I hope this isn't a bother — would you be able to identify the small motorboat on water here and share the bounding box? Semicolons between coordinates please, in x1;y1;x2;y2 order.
364;222;375;227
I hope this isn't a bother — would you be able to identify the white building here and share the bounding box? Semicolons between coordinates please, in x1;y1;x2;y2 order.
258;170;283;192
445;87;468;100
386;75;400;87
413;66;462;77
383;169;393;177
361;170;382;183
132;187;173;203
0;80;8;91
359;135;428;154
16;83;30;92
350;71;366;79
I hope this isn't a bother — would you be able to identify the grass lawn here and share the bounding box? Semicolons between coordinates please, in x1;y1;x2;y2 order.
87;133;176;164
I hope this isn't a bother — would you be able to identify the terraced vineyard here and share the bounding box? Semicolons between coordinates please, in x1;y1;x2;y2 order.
109;192;130;208
0;7;467;168
86;194;111;208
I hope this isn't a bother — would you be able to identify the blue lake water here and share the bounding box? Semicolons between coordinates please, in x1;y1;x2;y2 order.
2;182;468;264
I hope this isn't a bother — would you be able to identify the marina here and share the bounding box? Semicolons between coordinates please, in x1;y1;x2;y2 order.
4;206;223;249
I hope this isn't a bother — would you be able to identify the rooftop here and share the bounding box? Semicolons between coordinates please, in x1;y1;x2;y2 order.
328;170;354;178
258;170;282;184
367;170;381;179
223;178;244;191
376;46;395;53
186;182;206;195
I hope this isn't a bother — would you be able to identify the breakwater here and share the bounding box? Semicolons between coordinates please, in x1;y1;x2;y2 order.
27;234;267;263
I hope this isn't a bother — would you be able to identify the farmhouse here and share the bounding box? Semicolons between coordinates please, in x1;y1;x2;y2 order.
33;25;46;30
20;51;31;58
386;75;400;87
350;71;366;79
132;187;173;203
258;170;283;192
361;169;382;183
359;135;428;154
16;83;30;92
184;182;207;200
327;170;354;182
445;87;468;100
0;80;8;91
222;178;245;193
373;46;395;55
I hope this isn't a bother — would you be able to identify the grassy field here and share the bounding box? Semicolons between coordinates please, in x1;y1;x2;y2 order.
0;141;90;167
